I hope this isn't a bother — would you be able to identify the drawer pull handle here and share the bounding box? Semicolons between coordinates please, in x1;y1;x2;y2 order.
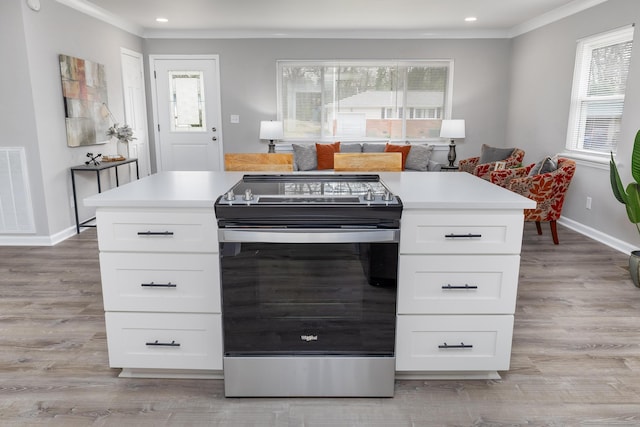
141;282;177;288
145;340;180;347
137;231;174;236
445;233;482;239
439;342;473;349
442;284;478;290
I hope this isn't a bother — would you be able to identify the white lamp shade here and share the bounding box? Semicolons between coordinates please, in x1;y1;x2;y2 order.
440;119;466;139
259;121;284;140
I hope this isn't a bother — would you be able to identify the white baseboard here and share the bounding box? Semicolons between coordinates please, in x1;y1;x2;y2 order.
0;225;78;246
558;217;635;255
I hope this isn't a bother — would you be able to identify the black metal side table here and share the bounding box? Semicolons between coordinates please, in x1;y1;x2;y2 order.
70;158;139;233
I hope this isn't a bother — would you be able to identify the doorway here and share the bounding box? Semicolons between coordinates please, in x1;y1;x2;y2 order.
150;55;223;172
120;48;150;177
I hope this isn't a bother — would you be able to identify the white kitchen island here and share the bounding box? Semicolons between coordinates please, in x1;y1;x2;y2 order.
85;171;535;380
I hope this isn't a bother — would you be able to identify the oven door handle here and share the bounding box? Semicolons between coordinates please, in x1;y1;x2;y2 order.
219;229;399;244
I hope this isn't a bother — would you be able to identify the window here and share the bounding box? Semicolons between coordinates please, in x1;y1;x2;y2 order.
277;61;453;141
566;26;634;156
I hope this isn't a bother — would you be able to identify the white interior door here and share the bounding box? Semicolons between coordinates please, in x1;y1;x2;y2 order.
151;56;223;172
121;48;150;176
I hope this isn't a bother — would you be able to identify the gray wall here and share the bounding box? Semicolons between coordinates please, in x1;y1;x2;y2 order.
143;38;512;168
507;0;640;250
1;0;143;241
0;0;46;234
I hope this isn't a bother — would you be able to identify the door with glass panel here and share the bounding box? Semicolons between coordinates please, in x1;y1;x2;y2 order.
151;56;223;171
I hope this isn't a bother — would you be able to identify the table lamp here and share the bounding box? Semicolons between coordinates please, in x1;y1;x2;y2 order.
259;121;284;153
440;119;466;167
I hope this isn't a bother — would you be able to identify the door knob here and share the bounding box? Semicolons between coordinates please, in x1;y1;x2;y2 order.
211;127;217;132
212;136;217;141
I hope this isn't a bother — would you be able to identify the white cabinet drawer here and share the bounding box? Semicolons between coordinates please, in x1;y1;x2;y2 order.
96;209;218;253
398;255;519;314
396;315;514;372
100;253;220;313
105;312;222;370
400;211;524;254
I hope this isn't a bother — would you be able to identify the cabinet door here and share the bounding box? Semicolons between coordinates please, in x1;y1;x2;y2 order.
396;315;514;372
400;211;524;255
97;209;218;253
100;252;220;313
105;312;223;370
398;255;520;314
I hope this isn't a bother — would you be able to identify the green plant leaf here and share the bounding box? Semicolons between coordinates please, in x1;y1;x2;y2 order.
610;153;628;204
633;130;640;183
625;183;640;224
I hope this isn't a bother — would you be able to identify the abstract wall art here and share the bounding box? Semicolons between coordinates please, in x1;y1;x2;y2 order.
59;54;110;147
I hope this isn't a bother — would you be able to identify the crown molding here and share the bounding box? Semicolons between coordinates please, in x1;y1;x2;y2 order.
508;0;609;38
55;0;144;37
142;28;511;40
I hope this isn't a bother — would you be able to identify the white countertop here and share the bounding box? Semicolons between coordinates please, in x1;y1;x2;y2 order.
84;171;535;210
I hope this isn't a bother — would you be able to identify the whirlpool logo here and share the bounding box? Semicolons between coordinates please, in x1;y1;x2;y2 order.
300;335;318;342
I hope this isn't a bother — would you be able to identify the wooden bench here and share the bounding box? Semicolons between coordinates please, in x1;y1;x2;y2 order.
333;152;402;171
224;153;294;171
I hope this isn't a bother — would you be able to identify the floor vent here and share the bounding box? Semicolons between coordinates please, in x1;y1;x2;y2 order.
0;148;35;233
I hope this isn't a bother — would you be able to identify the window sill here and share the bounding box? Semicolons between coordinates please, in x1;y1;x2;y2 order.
559;151;610;171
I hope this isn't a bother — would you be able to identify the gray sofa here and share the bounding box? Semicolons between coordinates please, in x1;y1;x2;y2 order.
289;142;441;171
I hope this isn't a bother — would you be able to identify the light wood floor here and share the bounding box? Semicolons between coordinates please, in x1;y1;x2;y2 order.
1;224;639;426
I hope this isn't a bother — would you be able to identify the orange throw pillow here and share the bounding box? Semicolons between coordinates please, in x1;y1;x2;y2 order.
384;143;411;170
316;142;341;169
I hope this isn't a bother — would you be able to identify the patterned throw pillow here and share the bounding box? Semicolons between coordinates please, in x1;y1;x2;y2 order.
405;144;434;171
292;144;317;171
384;143;412;170
316;142;341;169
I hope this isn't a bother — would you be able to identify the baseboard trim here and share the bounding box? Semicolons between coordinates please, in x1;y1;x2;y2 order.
395;371;501;380
119;368;224;379
0;225;78;246
558;217;635;255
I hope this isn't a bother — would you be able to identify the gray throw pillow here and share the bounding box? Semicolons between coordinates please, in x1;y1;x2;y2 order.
292;144;317;171
479;144;515;164
528;156;558;176
405;144;434;171
362;143;385;153
340;143;362;153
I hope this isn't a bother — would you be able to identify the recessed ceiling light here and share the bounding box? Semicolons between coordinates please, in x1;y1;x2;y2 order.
465;17;477;22
156;17;169;23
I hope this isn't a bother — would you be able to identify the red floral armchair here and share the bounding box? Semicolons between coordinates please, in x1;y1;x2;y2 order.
458;148;526;180
491;158;576;244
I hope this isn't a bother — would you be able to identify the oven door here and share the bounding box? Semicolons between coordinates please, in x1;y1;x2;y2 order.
219;228;399;357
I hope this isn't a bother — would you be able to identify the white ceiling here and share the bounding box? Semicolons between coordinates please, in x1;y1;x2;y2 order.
59;0;608;38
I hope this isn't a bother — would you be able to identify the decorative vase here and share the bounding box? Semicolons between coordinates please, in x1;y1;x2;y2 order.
116;139;129;158
629;250;640;288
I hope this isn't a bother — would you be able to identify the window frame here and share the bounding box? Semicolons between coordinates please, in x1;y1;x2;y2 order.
565;25;634;158
276;60;454;142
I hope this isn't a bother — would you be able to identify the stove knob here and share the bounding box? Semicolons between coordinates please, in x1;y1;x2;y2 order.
244;189;253;201
383;191;394;202
225;190;235;201
364;189;375;201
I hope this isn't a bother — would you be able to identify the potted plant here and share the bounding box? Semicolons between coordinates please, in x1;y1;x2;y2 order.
610;129;640;287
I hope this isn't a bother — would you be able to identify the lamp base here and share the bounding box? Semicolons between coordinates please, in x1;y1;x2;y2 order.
447;141;456;167
268;141;275;153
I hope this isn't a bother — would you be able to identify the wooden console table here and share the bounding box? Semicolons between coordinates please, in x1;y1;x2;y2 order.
70;158;139;234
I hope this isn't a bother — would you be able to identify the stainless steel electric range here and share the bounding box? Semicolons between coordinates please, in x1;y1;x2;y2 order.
214;174;402;397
